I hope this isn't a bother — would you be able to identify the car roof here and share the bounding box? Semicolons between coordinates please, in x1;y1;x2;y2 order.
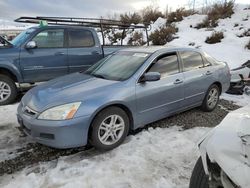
120;46;203;54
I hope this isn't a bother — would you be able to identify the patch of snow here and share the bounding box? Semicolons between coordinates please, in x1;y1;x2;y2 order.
221;93;250;106
167;5;250;69
0;126;210;188
0;103;29;161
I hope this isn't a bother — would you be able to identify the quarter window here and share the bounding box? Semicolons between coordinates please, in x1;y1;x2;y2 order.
68;30;95;47
180;51;204;71
148;53;179;77
33;29;64;48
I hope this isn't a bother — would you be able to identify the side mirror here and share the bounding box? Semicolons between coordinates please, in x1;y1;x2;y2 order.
140;72;161;82
25;41;37;49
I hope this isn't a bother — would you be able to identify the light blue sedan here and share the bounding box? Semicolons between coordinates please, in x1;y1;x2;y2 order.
17;46;231;150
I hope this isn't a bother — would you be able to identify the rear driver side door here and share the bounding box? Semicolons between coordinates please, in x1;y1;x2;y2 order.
67;29;103;73
180;51;211;107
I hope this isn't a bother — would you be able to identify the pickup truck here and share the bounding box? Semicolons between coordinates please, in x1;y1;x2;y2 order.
0;25;125;105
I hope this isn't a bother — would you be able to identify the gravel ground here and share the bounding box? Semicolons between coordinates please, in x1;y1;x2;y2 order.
0;99;240;176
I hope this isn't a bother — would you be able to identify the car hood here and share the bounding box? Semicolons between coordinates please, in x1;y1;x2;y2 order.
22;72;119;111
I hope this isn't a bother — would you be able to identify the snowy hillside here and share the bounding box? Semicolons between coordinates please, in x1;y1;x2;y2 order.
168;5;250;69
120;4;250;69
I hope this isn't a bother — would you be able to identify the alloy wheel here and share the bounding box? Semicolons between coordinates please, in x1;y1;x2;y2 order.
207;88;219;109
98;114;125;145
0;81;11;102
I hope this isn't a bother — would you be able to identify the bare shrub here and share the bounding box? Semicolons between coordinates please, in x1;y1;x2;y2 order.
127;32;146;46
120;12;142;25
207;1;234;20
246;40;250;50
105;31;127;45
167;8;195;24
149;25;178;45
237;29;250;38
195;17;218;29
196;1;234;29
205;31;224;44
141;6;164;25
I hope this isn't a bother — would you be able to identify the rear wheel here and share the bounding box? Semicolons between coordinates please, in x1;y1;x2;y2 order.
189;157;209;188
0;75;18;105
201;84;220;112
90;107;130;151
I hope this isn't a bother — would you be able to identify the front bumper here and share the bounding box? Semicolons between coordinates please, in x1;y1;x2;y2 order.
17;104;91;149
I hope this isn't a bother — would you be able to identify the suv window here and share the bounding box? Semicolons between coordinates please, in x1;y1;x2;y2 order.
68;30;95;47
33;29;64;48
148;53;179;77
180;51;204;71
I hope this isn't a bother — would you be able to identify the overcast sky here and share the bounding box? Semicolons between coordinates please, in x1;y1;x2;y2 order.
0;0;249;21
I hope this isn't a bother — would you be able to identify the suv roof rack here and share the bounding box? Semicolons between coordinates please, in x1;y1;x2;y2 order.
15;16;150;46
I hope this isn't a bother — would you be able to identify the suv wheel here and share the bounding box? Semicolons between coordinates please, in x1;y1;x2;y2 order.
90;107;130;151
0;75;18;105
201;84;220;112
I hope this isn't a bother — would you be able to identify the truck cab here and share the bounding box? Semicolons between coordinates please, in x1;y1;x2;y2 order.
0;26;108;105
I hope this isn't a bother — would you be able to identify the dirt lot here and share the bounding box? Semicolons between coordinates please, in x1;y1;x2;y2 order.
0;99;240;176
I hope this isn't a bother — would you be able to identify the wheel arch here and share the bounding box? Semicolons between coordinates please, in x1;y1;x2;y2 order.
87;103;135;138
0;65;22;83
212;81;222;95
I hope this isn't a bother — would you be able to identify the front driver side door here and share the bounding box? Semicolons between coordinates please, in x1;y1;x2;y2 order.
136;52;184;125
20;29;68;83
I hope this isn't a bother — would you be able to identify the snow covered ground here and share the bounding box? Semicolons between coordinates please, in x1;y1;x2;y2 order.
0;127;209;188
0;3;249;188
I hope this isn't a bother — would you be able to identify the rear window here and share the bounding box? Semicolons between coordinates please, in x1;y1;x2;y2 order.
68;30;95;47
180;51;204;71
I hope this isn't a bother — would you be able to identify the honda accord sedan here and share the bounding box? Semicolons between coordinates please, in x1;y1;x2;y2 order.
17;46;231;151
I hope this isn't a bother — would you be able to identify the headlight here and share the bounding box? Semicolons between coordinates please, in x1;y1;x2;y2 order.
38;102;81;120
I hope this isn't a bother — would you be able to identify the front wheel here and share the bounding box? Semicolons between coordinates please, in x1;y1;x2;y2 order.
189;157;209;188
90;107;130;151
0;75;18;105
201;84;220;112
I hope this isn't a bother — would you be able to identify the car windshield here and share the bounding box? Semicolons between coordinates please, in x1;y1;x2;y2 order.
11;28;36;46
85;51;150;81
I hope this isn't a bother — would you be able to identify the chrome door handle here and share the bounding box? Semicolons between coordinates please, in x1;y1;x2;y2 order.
174;79;183;84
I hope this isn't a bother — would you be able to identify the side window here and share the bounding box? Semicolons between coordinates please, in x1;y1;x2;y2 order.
180;51;204;71
32;29;64;48
68;30;95;47
148;53;179;77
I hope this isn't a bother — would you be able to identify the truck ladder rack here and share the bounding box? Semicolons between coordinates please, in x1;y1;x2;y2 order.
15;16;150;46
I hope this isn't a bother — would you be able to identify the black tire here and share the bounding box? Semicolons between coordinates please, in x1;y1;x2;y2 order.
0;75;18;105
90;107;130;151
189;157;209;188
201;84;220;112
